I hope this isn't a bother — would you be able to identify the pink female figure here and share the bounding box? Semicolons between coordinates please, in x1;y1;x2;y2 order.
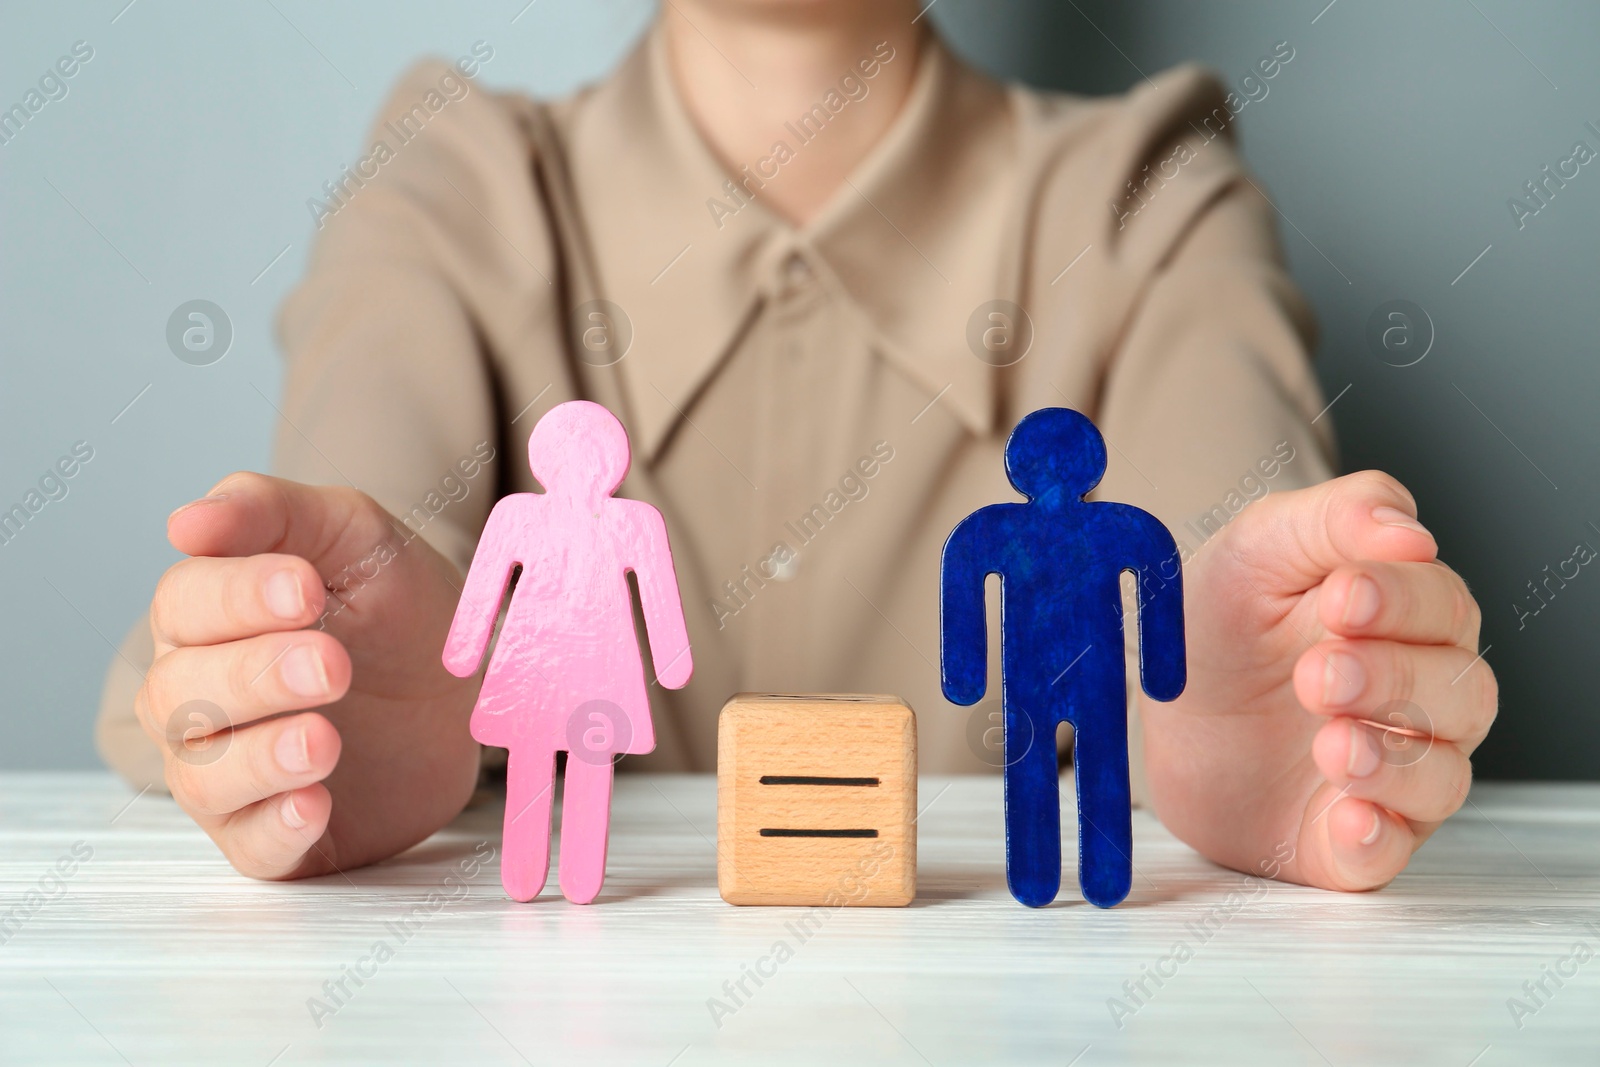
442;401;693;903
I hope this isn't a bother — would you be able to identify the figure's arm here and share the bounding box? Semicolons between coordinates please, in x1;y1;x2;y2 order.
1133;516;1187;702
629;504;694;690
940;515;993;706
442;499;519;677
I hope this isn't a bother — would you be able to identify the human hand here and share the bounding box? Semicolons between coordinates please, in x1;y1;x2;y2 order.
137;473;482;879
1140;471;1497;891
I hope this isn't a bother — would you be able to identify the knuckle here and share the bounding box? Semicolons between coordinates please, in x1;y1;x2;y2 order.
218;562;260;634
133;679;159;739
231;805;313;880
160;716;236;815
1481;668;1500;713
223;640;254;698
246;728;287;797
1380;564;1421;626
349;488;392;531
149;562;189;642
1446;574;1479;640
219;830;277;879
341;483;379;512
1349;469;1408;506
163;758;208;814
341;487;397;542
182;774;229;817
1475;668;1501;733
1442;756;1474;814
1389;642;1417;702
216;470;266;497
141;654;182;731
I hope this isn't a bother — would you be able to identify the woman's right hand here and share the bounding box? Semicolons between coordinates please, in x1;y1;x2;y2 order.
137;473;483;879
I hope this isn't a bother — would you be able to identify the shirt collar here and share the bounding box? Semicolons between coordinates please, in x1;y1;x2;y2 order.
565;25;1015;460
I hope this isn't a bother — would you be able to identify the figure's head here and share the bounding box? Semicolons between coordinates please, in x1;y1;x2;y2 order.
1003;407;1106;502
527;400;631;498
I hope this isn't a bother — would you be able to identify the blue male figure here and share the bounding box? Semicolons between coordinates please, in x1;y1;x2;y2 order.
940;407;1186;908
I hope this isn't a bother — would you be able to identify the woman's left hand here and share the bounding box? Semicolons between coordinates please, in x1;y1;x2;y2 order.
1141;471;1499;890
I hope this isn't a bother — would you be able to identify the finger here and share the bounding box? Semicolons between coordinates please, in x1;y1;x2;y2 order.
166;711;340;818
211;785;335;880
141;630;351;741
1229;471;1438;596
1311;717;1473;824
168;472;385;571
1317;560;1479;648
1292;639;1499;747
1296;789;1418;892
1323;795;1417;891
151;554;327;649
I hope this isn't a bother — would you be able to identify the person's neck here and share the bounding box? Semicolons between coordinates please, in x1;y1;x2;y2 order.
662;1;925;228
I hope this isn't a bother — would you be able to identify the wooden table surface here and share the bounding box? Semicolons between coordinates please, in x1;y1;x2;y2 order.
1;772;1597;1065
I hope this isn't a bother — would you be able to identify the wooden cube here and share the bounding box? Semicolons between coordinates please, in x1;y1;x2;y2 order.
717;693;916;907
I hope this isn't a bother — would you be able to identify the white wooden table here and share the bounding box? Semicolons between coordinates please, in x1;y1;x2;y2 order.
1;773;1597;1065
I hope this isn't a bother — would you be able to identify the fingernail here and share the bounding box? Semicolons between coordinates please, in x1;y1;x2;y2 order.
280;645;329;700
1322;651;1365;707
1347;721;1381;778
264;570;305;621
1342;575;1381;628
168;493;228;522
275;725;311;774
280;792;307;829
1359;806;1383;846
1372;506;1430;537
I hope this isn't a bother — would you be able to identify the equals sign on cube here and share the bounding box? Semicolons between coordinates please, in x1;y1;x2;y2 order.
716;693;916;906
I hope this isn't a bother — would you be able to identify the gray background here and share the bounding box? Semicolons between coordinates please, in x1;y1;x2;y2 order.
1;1;1593;778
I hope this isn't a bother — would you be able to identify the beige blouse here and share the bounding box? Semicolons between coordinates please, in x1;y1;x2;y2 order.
98;26;1333;795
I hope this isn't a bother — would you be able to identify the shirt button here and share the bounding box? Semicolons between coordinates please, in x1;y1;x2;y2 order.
769;551;800;581
780;252;813;292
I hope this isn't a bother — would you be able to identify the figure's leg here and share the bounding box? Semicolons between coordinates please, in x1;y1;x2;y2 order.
1003;700;1063;908
557;755;615;904
502;750;556;902
1070;682;1133;908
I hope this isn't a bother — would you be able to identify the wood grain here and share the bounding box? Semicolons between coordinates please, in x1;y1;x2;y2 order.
2;773;1599;1064
717;693;916;906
